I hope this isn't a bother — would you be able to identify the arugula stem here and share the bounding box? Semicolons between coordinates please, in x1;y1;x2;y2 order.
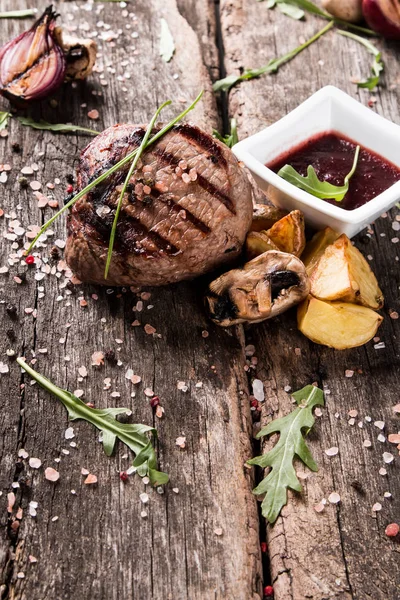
104;100;171;278
27;90;204;255
337;30;383;90
0;9;37;18
344;145;360;187
17;117;99;136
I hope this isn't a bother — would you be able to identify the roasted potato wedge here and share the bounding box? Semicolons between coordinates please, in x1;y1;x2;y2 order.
310;234;384;309
251;204;287;232
298;296;383;350
266;210;306;257
301;227;341;276
245;231;279;261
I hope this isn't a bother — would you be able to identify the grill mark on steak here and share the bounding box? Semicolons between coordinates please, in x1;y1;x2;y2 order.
153;148;236;214
154;194;211;235
174;124;228;168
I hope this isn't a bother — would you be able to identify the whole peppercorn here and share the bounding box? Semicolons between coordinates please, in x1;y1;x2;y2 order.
11;142;21;153
385;523;399;538
66;173;74;184
18;176;29;189
66;184;73;194
119;471;128;483
6;304;17;319
264;586;274;598
104;349;117;364
50;246;60;260
25;255;35;265
260;542;268;553
250;398;258;409
150;396;160;408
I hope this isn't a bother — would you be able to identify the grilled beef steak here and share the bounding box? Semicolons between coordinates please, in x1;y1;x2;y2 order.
65;123;253;286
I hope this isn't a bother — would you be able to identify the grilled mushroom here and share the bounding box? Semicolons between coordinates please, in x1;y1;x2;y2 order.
55;29;97;80
206;250;310;326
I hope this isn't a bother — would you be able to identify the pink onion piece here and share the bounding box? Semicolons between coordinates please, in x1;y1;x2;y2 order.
362;0;400;39
0;5;66;103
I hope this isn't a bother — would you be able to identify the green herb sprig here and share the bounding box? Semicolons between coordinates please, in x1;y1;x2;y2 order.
0;9;37;18
258;0;375;35
17;358;169;486
338;30;384;91
17;117;99;136
213;21;333;93
248;385;324;524
104;100;171;278
26;90;204;256
278;145;360;202
212;118;239;148
0;111;11;131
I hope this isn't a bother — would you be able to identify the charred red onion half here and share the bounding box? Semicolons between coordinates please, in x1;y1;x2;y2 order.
362;0;400;39
0;6;66;103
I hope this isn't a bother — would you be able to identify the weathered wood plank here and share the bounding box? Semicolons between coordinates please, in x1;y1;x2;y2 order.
221;2;400;598
0;2;262;599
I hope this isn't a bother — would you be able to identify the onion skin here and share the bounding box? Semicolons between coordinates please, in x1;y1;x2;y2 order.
362;0;400;39
0;6;66;103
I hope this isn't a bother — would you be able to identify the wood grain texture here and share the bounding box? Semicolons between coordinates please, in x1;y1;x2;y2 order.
220;1;400;598
0;2;262;599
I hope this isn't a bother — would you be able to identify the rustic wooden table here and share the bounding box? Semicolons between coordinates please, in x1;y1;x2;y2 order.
0;1;399;599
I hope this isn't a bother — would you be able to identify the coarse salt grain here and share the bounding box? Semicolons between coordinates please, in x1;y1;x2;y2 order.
65;427;75;440
45;467;60;482
177;381;188;392
325;447;339;457
383;452;394;464
363;440;372;448
314;501;325;513
252;379;264;402
348;409;358;418
374;421;385;430
388;434;400;444
377;434;386;443
91;351;104;366
140;493;149;504
175;436;186;449
78;366;88;378
345;370;354;378
84;474;97;484
214;527;223;536
328;492;341;504
372;502;382;512
144;324;156;335
29;457;42;469
18;449;29;459
379;468;387;476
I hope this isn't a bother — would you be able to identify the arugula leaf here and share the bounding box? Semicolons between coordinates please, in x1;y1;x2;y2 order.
248;385;324;524
212;118;239;148
26;91;204;254
17;358;169;486
0;111;11;131
104;100;171;278
0;9;37;18
213;21;333;93
160;18;175;63
18;117;99;136
337;30;384;91
278;145;360;202
277;2;305;20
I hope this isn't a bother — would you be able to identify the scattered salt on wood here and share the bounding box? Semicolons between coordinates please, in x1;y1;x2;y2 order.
385;523;399;537
372;502;382;512
363;440;372;448
325;447;339;456
214;527;223;536
91;351;104;366
140;493;149;504
252;379;264;402
374;421;385;430
383;452;394;464
379;468;387;476
65;427;75;440
29;457;42;469
388;434;400;444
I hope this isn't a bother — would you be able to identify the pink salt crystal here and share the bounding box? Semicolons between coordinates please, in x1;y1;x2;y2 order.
84;474;97;484
29;457;42;469
131;375;141;384
328;492;341;504
345;370;354;378
385;523;399;537
87;109;99;120
48;200;59;209
175;436;186;449
182;172;191;184
28;555;37;563
214;528;223;536
155;405;164;419
131;320;140;327
91;351;104;366
144;324;156;335
7;492;16;513
30;181;41;191
314;501;325;513
388;434;400;444
144;387;154;397
325;447;339;457
189;168;197;181
45;467;60;482
372;502;382;512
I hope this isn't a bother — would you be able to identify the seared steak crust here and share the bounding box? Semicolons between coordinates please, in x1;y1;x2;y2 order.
65;122;253;286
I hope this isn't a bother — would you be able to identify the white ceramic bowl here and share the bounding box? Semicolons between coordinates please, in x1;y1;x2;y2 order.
233;86;400;238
